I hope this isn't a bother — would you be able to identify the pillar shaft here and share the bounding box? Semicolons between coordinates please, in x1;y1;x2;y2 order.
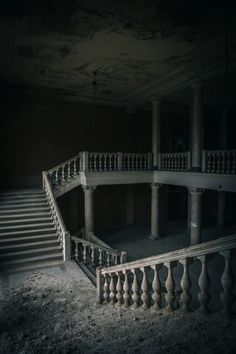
188;187;204;245
149;183;161;240
83;186;96;239
152;99;160;168
192;81;203;170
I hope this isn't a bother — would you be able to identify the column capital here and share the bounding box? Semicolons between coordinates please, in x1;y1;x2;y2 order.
150;182;162;190
192;78;203;90
187;186;204;195
150;96;161;105
82;185;97;192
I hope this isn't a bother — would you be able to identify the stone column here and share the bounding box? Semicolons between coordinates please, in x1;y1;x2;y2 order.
152;98;161;169
188;187;204;245
191;80;203;170
127;185;134;226
82;185;97;239
149;183;162;240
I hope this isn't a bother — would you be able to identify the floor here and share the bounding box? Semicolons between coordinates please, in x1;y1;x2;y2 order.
97;221;236;261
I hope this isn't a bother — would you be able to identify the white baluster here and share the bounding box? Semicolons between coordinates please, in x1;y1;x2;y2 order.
179;258;192;312
197;255;211;314
82;243;87;263
75;241;79;261
220;250;235;317
91;246;95;266
141;266;149;310
99;249;103;266
116;272;123;306
103;274;109;303
151;264;161;310
106;252;111;267
164;262;175;312
131;268;139;309
110;273;116;305
123;270;130;307
73;159;77;175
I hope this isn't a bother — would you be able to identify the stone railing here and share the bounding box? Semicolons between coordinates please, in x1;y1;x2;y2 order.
71;235;126;268
42;171;71;260
122;153;152;171
202;150;236;174
48;153;82;185
97;234;236;316
88;152;120;171
158;151;191;171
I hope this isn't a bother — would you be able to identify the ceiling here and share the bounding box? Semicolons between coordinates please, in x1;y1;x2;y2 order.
0;0;236;107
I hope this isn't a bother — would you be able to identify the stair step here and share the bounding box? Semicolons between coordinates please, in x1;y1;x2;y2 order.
0;246;62;259
0;190;43;197
0;227;56;238
0;202;48;209
0;207;50;214
0;239;60;252
0;233;58;245
0;217;52;226
0;253;63;267
0;259;64;273
0;212;51;220
0;222;54;232
0;198;47;205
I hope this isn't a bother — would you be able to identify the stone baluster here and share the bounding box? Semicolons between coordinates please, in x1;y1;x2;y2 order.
55;170;59;184
99;249;103;266
82;243;87;263
123;270;130;307
164;262;175;312
197;255;210;314
179;258;192;312
98;154;102;171
226;152;230;174
222;152;226;173
106;252;111;267
75;241;79;261
73;159;77;175
131;268;140;309
109;273;116;305
91;246;95;266
114;254;118;265
141;266;149;310
67;162;71;179
61;165;65;182
151;264;161;310
220;250;235;317
216;152;220;173
109;154;112;171
103;274;109;303
116;271;123;306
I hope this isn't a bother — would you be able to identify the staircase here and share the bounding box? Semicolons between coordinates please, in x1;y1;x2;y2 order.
0;189;63;271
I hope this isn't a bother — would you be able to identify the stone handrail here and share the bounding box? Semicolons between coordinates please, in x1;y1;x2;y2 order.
88;152;119;171
158;151;191;171
202;149;236;174
97;234;236;315
122;153;152;171
71;235;126;267
42;171;71;260
48;153;82;185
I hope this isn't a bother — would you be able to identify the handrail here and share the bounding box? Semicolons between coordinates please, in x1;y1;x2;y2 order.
71;235;122;256
100;234;236;274
42;171;71;260
48;153;81;174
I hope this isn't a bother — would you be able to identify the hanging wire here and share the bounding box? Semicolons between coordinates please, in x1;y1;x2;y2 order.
92;71;97;134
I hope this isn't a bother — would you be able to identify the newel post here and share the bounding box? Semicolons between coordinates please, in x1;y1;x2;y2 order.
63;231;71;261
82;151;89;172
42;171;47;191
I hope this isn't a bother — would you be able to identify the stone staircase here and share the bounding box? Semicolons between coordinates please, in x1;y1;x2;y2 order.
0;190;63;271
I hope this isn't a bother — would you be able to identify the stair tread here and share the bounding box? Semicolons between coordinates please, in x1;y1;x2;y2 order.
0;202;48;209
0;233;58;244
0;227;56;237
0;253;63;265
0;222;54;231
0;239;60;250
0;212;51;219
0;246;62;258
0;207;50;214
0;217;52;225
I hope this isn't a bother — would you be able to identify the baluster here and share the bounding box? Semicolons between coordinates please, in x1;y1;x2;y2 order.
226;151;231;174
82;244;87;263
197;255;211;314
220;250;235;317
151;264;161;310
164;262;175;312
123;270;130;307
207;153;211;172
127;155;131;170
67;162;71;179
99;249;103;266
91;246;95;266
109;154;112;171
62;165;66;182
89;154;93;171
75;241;79;261
106;252;111;267
110;273;116;305
99;154;102;171
103;274;109;303
55;170;59;184
116;272;123;306
179;258;192;312
141;266;149;310
221;152;226;173
73;159;77;175
114;254;118;265
131;268;139;309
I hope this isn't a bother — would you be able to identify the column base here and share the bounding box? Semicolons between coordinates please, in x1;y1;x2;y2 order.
148;234;161;241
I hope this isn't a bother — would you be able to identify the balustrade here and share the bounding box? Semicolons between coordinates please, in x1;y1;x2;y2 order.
97;234;236;316
202;150;236;174
158;151;191;171
48;154;82;185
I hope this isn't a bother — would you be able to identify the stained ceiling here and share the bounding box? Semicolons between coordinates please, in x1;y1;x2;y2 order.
0;0;236;106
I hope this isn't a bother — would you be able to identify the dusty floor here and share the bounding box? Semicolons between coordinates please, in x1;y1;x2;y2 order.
0;261;236;354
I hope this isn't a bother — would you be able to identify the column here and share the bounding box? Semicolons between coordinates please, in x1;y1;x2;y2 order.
188;187;204;245
217;191;226;228
149;183;162;240
191;80;203;170
82;185;97;239
187;191;191;233
126;185;134;226
152;98;161;169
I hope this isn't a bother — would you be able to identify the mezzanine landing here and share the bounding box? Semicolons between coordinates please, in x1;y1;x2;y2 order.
97;221;236;261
